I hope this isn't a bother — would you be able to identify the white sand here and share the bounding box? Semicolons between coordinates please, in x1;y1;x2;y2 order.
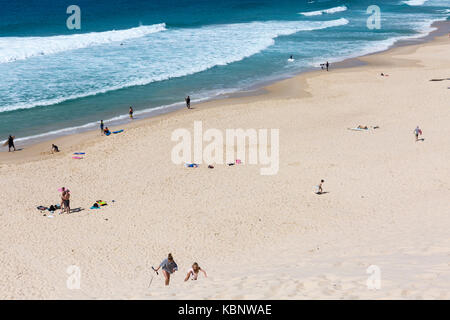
0;34;449;299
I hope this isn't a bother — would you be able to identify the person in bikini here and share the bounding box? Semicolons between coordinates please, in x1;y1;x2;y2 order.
184;262;207;281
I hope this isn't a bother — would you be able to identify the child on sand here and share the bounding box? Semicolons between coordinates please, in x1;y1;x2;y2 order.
184;262;207;281
414;126;423;141
154;253;178;286
316;180;325;195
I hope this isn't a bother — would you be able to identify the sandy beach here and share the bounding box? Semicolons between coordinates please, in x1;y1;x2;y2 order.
0;26;449;299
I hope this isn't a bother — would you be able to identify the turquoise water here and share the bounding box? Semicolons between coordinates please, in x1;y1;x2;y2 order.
0;0;448;145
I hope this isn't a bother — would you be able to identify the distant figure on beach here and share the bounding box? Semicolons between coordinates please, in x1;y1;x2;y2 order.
60;187;70;214
154;253;178;286
185;96;191;109
129;107;134;119
51;144;59;153
104;127;111;135
7;135;15;152
326;61;329;71
414;126;423;142
316;180;325;194
184;262;207;281
100;120;104;134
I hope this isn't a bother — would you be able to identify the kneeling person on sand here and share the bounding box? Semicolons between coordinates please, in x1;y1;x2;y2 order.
184;262;207;281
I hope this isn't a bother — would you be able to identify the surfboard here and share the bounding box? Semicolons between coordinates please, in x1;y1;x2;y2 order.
2;136;14;147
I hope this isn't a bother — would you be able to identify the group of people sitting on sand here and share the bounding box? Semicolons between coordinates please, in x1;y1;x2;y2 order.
152;253;207;286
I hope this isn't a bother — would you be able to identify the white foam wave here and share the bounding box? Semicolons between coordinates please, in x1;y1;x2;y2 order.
402;0;429;6
7;90;237;145
0;18;349;113
299;6;347;16
308;18;444;67
0;23;167;64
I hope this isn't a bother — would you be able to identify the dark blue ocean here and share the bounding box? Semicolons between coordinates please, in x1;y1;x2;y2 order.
0;0;448;144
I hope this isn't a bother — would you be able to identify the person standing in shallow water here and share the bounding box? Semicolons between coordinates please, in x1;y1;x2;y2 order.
185;96;191;109
129;107;134;119
100;120;104;134
8;135;15;152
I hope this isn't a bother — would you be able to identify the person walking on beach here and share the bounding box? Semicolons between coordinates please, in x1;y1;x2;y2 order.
129;107;134;119
316;179;325;195
153;253;178;286
326;61;329;71
414;126;423;142
100;120;104;134
7;135;16;152
61;188;71;214
185;96;191;109
184;262;207;281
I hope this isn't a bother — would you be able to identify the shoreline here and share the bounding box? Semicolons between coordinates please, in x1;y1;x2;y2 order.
1;20;448;163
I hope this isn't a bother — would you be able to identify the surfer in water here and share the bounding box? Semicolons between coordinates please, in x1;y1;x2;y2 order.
7;135;15;152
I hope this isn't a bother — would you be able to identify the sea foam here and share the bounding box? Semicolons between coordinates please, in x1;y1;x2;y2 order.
0;23;167;64
299;6;348;16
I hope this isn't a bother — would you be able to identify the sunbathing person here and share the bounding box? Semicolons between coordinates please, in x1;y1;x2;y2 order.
184;262;207;281
357;125;368;130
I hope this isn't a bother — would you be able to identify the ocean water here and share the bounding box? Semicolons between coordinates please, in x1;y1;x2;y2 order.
0;0;448;144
